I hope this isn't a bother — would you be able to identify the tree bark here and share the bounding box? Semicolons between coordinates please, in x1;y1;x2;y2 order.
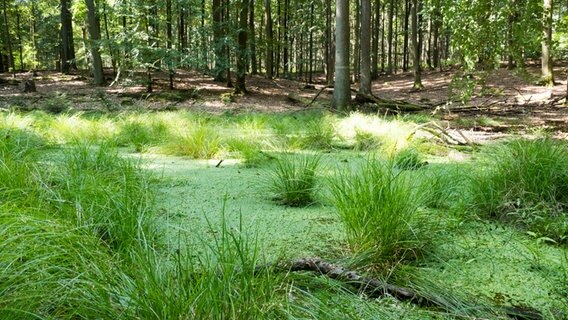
411;0;423;89
359;0;372;96
235;0;249;94
213;0;225;81
333;0;351;111
265;0;274;79
308;1;314;83
2;0;15;76
325;0;334;84
85;0;105;86
250;0;258;74
371;0;380;80
386;0;394;74
541;0;554;85
167;0;174;89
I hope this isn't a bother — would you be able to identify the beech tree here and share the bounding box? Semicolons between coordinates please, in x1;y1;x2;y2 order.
85;0;105;85
333;0;350;110
541;0;554;85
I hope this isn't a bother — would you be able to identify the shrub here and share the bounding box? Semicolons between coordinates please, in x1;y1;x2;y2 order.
267;153;321;207
330;159;426;263
468;138;568;242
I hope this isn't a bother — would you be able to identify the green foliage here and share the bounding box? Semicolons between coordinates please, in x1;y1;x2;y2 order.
43;92;71;114
468;138;568;242
353;130;383;151
330;159;427;263
226;138;271;167
117;116;170;152
0;210;121;319
393;147;426;170
299;117;336;150
55;143;157;252
130;210;283;319
268;153;321;207
162;124;222;159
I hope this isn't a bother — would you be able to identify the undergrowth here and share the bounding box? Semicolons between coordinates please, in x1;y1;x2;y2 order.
469;138;568;242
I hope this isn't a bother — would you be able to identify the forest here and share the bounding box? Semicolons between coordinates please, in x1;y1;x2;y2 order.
1;0;568;319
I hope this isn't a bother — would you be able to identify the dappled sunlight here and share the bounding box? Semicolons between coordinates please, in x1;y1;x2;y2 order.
337;112;416;152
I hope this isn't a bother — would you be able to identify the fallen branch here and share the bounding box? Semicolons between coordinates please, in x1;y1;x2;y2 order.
276;257;543;320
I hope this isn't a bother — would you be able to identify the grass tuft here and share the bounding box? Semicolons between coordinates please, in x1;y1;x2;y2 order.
267;153;321;207
330;159;427;263
469;138;568;242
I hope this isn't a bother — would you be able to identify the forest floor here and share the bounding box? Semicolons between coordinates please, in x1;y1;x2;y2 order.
2;62;568;142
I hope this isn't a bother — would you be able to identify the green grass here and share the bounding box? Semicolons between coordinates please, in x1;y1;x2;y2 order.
329;158;431;264
267;153;321;207
468;138;568;242
1;109;567;319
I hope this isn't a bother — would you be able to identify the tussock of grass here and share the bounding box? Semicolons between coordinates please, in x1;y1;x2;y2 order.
161;124;222;159
330;159;427;263
55;143;156;252
268;153;321;207
469;138;568;241
393;147;426;170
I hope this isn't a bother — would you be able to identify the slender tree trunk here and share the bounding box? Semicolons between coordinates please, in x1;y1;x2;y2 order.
167;0;174;89
283;0;290;78
431;4;440;69
402;0;410;71
225;0;233;87
411;0;423;89
333;0;351;110
325;0;333;84
102;1;117;74
265;0;274;78
353;0;360;82
235;0;249;93
371;0;379;79
250;0;258;74
85;0;105;85
30;2;38;72
16;6;23;71
541;0;554;84
386;0;394;74
213;0;225;81
359;0;371;95
308;1;314;83
2;0;15;76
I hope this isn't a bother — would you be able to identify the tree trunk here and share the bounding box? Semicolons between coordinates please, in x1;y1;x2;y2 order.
333;0;351;111
213;0;225;81
250;0;258;74
167;0;174;89
85;0;105;85
325;0;334;84
235;0;249;93
431;3;440;69
265;0;274;79
16;6;23;71
386;0;394;74
541;0;554;85
371;0;380;80
359;0;371;95
402;0;410;71
308;1;314;83
2;0;15;76
283;0;290;78
353;0;360;82
102;1;116;74
411;0;423;89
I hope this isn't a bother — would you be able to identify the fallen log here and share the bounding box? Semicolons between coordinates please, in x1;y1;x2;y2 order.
273;257;543;320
